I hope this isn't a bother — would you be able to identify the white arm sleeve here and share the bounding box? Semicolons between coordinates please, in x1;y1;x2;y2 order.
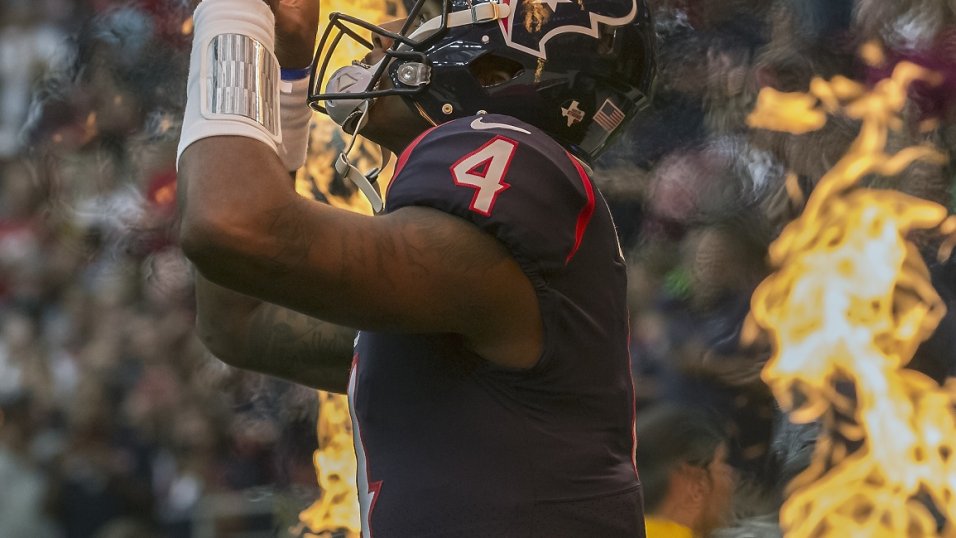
177;0;281;169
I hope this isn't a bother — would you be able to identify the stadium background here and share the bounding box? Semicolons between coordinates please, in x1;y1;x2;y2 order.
1;0;955;536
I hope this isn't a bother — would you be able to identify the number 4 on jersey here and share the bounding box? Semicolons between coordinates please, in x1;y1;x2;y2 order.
450;136;518;216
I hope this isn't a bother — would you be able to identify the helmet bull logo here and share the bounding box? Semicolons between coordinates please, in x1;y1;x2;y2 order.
497;0;639;59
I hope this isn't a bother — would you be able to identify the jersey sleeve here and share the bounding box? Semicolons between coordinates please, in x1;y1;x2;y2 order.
383;117;596;277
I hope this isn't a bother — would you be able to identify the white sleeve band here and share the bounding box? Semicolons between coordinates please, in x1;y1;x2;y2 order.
177;0;281;169
278;77;312;172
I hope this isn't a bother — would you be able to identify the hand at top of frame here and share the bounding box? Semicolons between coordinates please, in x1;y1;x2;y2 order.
265;0;320;69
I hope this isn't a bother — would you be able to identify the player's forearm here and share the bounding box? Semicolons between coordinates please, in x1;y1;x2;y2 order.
195;274;354;393
179;138;356;392
177;136;315;293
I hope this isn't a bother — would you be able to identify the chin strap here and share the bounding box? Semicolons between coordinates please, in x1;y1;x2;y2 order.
334;100;391;213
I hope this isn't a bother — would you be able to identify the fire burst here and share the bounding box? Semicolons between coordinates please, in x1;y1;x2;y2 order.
298;392;361;537
744;56;956;536
296;1;405;536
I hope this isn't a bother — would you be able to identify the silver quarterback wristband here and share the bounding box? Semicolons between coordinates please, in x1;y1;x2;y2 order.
205;33;280;137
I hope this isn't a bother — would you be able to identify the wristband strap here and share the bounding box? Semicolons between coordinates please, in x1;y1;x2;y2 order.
281;66;312;81
278;76;312;171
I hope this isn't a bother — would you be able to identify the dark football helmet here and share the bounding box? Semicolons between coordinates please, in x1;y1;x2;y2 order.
308;0;656;163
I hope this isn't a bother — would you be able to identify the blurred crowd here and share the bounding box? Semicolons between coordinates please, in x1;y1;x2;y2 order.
0;1;321;537
601;0;956;535
1;0;955;536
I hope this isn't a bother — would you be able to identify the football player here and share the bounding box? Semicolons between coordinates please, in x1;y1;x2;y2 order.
176;0;655;535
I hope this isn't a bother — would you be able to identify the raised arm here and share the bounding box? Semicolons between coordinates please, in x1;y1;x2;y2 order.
179;136;541;369
177;0;353;392
176;0;541;374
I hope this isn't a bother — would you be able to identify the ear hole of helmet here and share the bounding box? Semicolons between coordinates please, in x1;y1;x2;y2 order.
469;54;525;87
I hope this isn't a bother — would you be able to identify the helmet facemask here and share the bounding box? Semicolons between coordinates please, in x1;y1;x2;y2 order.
308;0;452;129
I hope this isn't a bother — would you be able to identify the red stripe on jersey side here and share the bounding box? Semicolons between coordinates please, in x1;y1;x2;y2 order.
366;477;383;536
384;126;438;202
350;352;383;536
565;153;596;264
625;315;639;479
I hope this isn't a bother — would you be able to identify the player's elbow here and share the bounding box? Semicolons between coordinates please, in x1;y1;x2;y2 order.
179;212;221;264
178;210;252;276
177;183;265;278
179;222;221;281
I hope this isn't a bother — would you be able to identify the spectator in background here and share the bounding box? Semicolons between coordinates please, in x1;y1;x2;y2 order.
636;405;736;537
0;393;59;538
0;0;68;158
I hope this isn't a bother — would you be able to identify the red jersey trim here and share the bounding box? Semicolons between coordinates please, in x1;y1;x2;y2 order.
625;315;639;479
565;153;596;264
351;353;383;536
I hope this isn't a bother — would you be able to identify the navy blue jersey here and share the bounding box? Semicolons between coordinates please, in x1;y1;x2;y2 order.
348;114;642;537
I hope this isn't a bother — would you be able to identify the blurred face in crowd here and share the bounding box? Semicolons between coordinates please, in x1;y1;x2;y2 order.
654;440;737;536
697;442;736;535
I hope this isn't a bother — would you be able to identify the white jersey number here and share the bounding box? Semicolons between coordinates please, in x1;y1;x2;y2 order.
450;136;519;216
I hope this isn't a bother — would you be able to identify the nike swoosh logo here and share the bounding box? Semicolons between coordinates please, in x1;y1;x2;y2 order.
470;117;531;134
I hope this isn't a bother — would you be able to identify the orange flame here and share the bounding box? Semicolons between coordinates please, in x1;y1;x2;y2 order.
296;1;405;536
745;55;956;536
297;392;361;537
